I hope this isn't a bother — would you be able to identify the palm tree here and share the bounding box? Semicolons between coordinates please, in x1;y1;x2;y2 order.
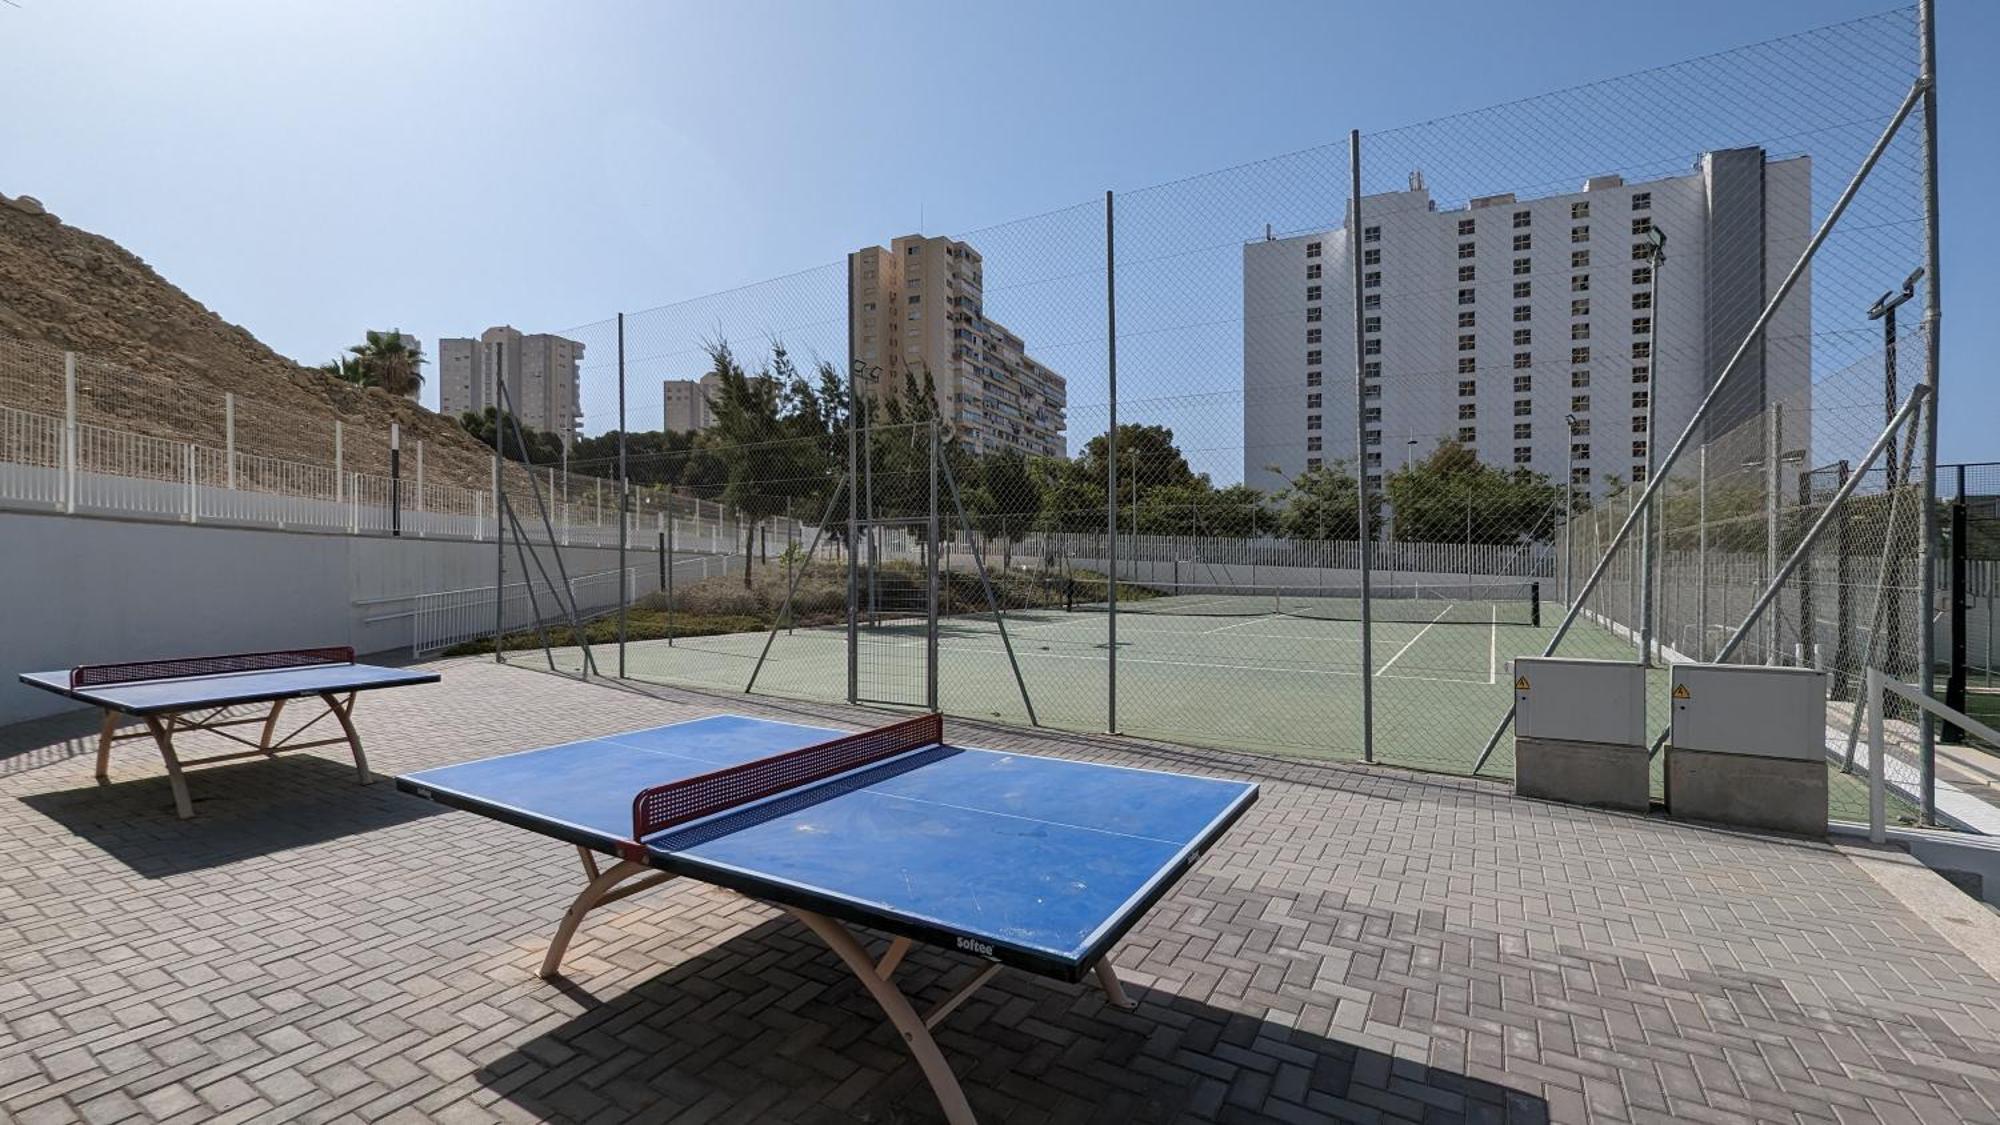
318;355;372;386
348;330;426;398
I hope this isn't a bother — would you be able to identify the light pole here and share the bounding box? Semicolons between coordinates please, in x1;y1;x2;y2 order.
1867;268;1922;700
1638;226;1666;665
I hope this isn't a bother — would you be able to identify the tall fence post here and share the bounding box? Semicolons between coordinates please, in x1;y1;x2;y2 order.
1104;189;1120;735
1349;130;1376;764
415;439;425;535
334;420;344;506
1915;0;1943;826
62;351;77;514
183;443;197;523
224;392;236;491
617;311;629;680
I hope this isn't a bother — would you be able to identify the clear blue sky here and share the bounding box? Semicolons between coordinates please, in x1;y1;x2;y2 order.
1;0;1992;466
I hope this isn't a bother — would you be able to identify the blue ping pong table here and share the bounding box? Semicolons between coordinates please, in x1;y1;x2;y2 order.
20;646;438;819
398;712;1256;1124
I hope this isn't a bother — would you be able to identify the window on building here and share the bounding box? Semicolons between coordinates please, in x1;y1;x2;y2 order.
1364;407;1382;423
1513;257;1532;276
1364;382;1382;398
1631;340;1651;359
1457;218;1475;236
1571;394;1590;412
1572;201;1590;219
1513;328;1532;346
1363;361;1382;378
1457;357;1477;374
1632;440;1648;458
1306;393;1323;409
1364;337;1381;355
1308;328;1323;344
1573;442;1591;460
1306;415;1322;430
1632;265;1651;286
1364;248;1382;266
1631;290;1651;310
1571;250;1591;268
1457;242;1476;260
1364;225;1381;243
1513;352;1532;369
1306;370;1322;387
1631;316;1652;336
1367;473;1384;488
1632;465;1647;483
1364;293;1381;310
1513;399;1533;417
1307;457;1323;471
1515;446;1533;465
1458;380;1477;396
1631;242;1653;261
1632;390;1650;409
1572;298;1590;317
1573;418;1591;436
1631;365;1650;384
1457;427;1477;444
1364;315;1381;333
908;294;922;304
1513;280;1532;299
1513;234;1532;251
1306;436;1323;452
1458;288;1476;306
1572;273;1591;293
1512;305;1532;323
1632;216;1653;235
1306;285;1322;302
1306;307;1323;323
1513;209;1532;229
1513;374;1533;392
1632;191;1651;211
1306;242;1322;258
1365;452;1382;467
1306;349;1322;366
1458;403;1477;420
1365;429;1382;445
1571;323;1590;341
1572;467;1591;484
1365;271;1381;288
1457;334;1476;352
1459;265;1476;282
1307;263;1323;280
1457;310;1480;330
1571;225;1590;244
1572;370;1591;388
1571;346;1591;364
1633;416;1648;434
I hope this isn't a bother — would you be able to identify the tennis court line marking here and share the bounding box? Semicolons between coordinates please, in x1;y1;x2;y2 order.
934;644;1492;686
1374;605;1453;676
1199;616;1280;636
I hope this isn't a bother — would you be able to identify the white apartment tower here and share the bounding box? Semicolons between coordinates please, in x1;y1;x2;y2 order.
850;235;1067;458
437;327;586;448
1242;147;1811;496
662;373;722;433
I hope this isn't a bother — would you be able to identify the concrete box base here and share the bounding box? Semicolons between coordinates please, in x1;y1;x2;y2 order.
1515;736;1651;812
1666;746;1827;836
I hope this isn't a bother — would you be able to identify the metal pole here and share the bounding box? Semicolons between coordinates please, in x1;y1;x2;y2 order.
667;497;677;647
390;423;401;537
1563;439;1574;605
62;351;76;514
1916;0;1943;826
224;392;236;491
492;449;505;663
1842;437;1920;772
334;421;343;506
1697;447;1708;660
1467;83;1927;773
1766;404;1780;663
1639;234;1664;664
1105;189;1119;735
1867;667;1886;843
1349;130;1375;764
1946;464;1967;742
927;416;940;712
846;255;860;704
617;312;629;680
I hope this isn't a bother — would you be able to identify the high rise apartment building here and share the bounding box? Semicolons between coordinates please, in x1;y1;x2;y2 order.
662;373;722;433
437;327;586;448
850;235;1067;459
1242;147;1811;496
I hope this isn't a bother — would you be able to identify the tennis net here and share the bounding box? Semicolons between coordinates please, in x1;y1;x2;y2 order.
1064;577;1540;626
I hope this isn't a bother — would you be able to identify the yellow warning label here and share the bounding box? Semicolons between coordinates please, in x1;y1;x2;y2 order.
1672;684;1691;700
1514;675;1531;691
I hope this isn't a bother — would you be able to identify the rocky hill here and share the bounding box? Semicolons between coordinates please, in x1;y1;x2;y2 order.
0;191;498;491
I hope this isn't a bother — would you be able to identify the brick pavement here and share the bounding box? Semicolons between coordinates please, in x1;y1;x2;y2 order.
3;657;1999;1123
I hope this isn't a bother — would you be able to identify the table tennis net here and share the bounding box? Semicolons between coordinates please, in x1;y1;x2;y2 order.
1064;578;1540;626
71;646;356;688
628;713;944;848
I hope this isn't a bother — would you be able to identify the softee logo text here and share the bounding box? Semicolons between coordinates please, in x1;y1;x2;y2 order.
955;935;995;957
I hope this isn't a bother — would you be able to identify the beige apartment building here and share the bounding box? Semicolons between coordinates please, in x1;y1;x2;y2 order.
849;235;1066;458
662;373;722;433
437;327;585;449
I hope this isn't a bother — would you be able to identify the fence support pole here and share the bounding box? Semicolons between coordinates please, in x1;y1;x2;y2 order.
845;253;860;704
1697;447;1708;660
62;351;77;514
1867;667;1886;843
1349;130;1375;764
617;312;629;680
389;423;401;538
224;392;236;490
334;421;343;506
1916;0;1943;825
493;452;506;663
184;444;196;523
1104;189;1119;735
1468;78;1928;774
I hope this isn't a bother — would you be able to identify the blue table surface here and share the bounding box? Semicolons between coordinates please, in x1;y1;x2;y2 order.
18;663;437;713
401;714;1256;964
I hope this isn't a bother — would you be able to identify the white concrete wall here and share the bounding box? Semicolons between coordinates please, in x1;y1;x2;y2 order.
0;509;646;724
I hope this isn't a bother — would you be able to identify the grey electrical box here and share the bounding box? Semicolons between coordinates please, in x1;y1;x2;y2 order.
1513;657;1650;813
1514;658;1646;745
1667;663;1829;835
1669;664;1827;761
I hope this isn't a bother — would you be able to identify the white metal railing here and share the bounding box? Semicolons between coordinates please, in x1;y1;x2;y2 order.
1860;668;2000;842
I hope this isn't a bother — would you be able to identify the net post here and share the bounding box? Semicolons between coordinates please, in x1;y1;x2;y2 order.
1348;130;1375;765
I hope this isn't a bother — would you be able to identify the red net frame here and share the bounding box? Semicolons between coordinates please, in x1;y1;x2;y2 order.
71;646;356;689
624;713;944;854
